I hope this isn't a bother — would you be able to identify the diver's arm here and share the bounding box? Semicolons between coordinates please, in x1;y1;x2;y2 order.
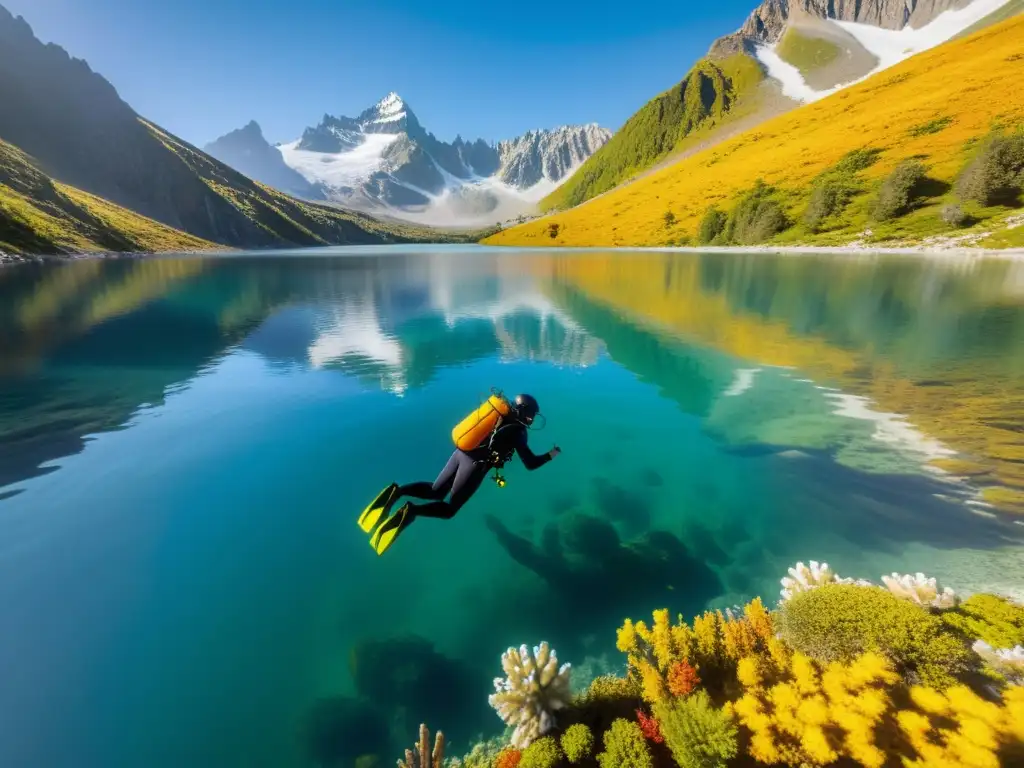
515;430;559;470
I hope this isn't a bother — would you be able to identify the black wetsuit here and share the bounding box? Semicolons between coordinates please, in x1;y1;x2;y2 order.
396;421;552;519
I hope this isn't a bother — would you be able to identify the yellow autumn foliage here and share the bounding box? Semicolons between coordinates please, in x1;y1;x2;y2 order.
734;651;898;768
486;15;1024;249
616;599;780;703
898;684;1023;768
734;650;1024;768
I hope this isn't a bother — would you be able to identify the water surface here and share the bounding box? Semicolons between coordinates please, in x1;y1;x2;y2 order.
1;246;1023;768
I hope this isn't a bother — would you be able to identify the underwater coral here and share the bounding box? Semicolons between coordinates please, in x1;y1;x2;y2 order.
881;571;959;609
397;723;445;768
393;562;1024;768
489;642;573;749
778;560;874;601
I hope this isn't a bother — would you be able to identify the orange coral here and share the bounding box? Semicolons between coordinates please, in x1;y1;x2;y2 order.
495;747;522;768
667;660;701;698
636;708;664;743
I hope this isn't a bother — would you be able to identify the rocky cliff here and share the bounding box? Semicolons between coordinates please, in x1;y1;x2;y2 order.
713;0;974;54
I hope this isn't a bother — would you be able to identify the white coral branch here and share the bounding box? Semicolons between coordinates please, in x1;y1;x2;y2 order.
780;560;846;601
882;572;959;609
487;642;572;749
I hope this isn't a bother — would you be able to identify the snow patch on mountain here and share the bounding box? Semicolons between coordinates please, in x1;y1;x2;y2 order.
833;0;1012;68
754;47;827;102
755;0;1014;104
279;133;401;190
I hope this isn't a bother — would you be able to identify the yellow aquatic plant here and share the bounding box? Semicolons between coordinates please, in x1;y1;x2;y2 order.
733;649;1024;767
898;684;1024;768
616;599;782;703
733;651;897;767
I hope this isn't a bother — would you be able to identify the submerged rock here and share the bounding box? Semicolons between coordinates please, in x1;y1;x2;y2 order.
303;696;390;768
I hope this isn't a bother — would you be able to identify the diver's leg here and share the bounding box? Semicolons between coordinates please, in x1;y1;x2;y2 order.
370;452;462;552
371;457;487;554
393;452;458;501
408;455;488;520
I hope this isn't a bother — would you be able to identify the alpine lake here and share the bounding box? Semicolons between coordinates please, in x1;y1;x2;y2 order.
1;245;1023;768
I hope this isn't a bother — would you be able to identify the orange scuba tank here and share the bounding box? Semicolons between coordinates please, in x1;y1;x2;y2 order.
452;392;511;451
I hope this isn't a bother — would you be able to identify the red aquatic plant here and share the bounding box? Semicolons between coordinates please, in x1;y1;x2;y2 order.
495;747;522;768
636;708;664;743
667;660;701;698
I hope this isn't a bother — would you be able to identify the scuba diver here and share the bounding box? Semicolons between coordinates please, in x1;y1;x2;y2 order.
358;392;560;555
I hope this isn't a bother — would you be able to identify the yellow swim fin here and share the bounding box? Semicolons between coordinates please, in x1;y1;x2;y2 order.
369;502;411;556
357;483;398;534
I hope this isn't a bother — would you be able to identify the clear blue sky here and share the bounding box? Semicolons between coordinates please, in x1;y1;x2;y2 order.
4;0;755;147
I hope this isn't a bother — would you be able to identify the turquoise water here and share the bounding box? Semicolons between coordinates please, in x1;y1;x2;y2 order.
1;246;1023;767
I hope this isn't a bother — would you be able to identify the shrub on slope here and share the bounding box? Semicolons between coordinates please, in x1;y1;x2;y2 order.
871;159;929;221
485;15;1024;249
956;126;1024;206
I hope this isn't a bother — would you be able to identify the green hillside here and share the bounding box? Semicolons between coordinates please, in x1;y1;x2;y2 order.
539;53;765;212
0;137;217;255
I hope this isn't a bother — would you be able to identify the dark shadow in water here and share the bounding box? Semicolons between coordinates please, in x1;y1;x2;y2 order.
343;634;494;759
548;491;579;517
483;512;724;660
302;695;391;768
682;522;731;567
639;468;664;488
591;477;652;537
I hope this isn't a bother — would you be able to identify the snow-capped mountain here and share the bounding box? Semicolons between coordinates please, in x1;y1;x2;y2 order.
205;93;611;227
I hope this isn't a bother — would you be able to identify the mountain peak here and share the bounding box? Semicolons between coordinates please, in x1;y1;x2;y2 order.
364;91;412;125
376;91;405;115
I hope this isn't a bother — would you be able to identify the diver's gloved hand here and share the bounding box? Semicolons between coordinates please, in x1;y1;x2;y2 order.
549;446;562;459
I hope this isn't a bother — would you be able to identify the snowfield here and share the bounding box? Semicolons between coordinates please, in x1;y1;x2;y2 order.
756;0;1015;104
278;132;401;189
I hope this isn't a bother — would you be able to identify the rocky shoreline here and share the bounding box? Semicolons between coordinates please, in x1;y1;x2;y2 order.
4;241;1023;270
0;247;235;268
